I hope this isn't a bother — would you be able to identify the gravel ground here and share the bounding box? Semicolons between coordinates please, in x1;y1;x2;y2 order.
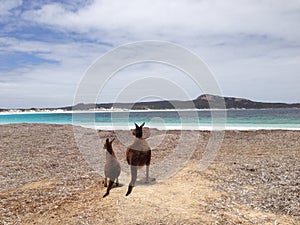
0;124;299;224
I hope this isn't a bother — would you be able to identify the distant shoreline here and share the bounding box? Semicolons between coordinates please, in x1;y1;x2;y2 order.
1;107;300;115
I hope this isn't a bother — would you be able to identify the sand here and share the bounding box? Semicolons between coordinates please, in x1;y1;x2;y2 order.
0;124;299;224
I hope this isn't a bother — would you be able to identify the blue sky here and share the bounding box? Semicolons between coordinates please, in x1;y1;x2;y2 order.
1;0;300;108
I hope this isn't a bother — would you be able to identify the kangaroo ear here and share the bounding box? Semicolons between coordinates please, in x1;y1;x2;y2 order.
106;138;109;143
134;122;138;128
140;122;145;128
110;138;115;143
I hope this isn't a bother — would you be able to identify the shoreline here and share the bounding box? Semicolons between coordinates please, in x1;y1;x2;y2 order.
1;122;300;131
86;124;300;131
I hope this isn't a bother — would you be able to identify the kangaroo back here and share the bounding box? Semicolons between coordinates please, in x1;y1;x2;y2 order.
103;138;121;197
126;138;151;166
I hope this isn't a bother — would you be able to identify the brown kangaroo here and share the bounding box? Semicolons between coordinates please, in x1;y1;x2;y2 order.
103;138;121;197
126;122;151;196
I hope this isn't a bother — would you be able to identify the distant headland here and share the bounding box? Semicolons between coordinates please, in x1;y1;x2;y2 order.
1;94;300;113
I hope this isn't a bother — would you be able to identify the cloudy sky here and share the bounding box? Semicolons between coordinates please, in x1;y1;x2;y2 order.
1;0;300;108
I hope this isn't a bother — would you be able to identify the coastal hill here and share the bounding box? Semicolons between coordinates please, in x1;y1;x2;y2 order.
52;94;300;110
1;95;300;112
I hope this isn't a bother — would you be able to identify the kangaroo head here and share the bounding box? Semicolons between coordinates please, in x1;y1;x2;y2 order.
132;122;145;138
104;138;115;152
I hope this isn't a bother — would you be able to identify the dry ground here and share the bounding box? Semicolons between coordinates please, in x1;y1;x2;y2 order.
0;124;299;224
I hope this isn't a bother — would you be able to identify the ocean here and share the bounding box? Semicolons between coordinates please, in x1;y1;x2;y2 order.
0;109;300;130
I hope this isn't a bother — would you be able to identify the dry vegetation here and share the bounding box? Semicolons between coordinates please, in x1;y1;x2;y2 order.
0;124;299;224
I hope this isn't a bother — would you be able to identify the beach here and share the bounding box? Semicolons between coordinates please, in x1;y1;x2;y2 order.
0;124;299;224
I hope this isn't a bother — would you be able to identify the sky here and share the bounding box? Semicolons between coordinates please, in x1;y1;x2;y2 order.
1;0;300;108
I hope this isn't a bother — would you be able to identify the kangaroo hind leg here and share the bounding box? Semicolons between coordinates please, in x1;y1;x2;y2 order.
103;179;114;198
126;166;137;196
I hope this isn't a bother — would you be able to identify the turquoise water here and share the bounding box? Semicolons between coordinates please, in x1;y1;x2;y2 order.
0;109;300;130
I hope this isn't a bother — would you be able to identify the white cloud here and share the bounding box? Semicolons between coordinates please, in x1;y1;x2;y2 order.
22;0;300;43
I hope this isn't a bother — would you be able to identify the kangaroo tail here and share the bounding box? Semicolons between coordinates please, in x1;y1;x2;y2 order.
126;166;137;196
103;179;114;198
